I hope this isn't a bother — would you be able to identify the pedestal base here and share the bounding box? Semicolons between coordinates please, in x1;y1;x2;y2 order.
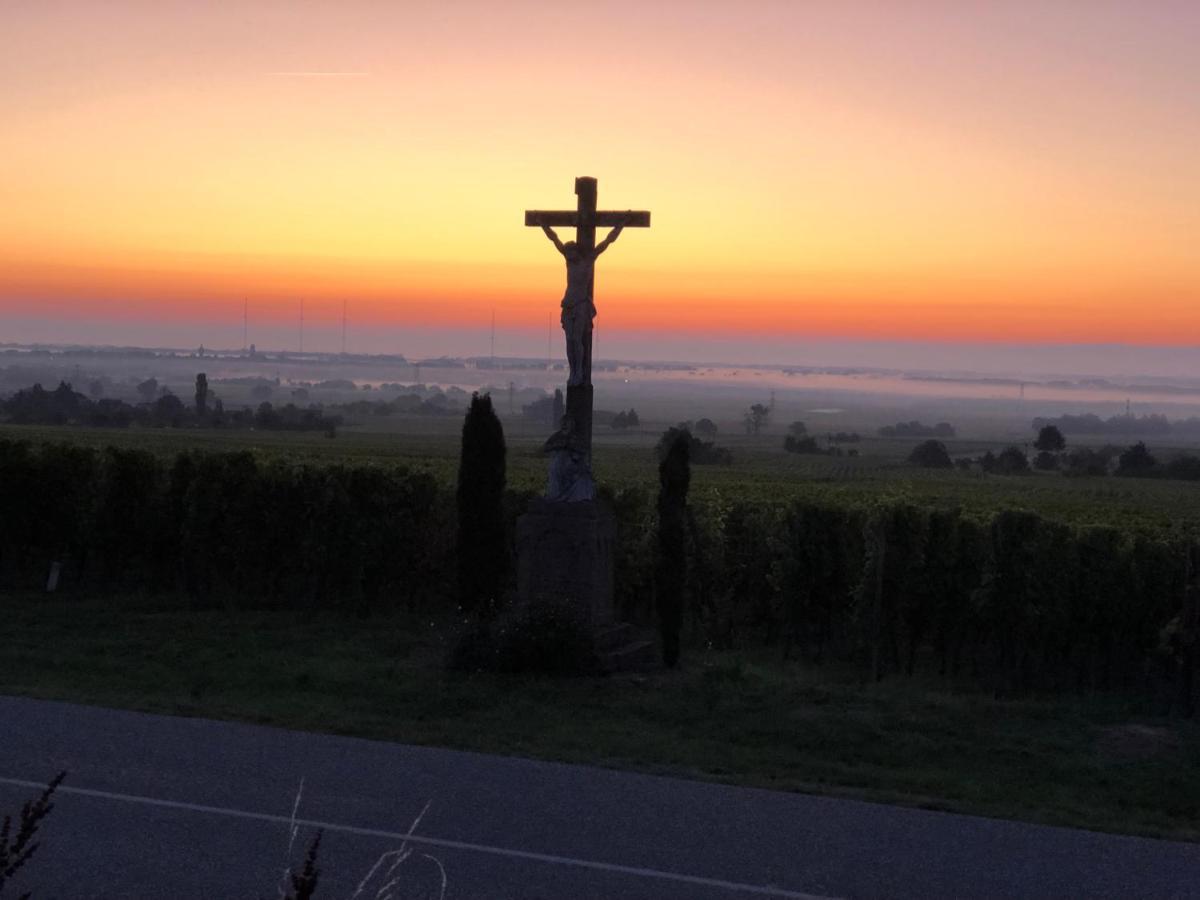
516;498;615;627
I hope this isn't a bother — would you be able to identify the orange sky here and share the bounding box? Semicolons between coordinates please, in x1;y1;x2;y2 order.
2;1;1198;347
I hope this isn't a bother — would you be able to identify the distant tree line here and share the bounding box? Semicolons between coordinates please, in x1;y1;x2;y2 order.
1033;413;1200;437
0;380;342;433
784;421;860;457
333;397;454;417
907;423;1200;482
879;420;955;438
610;408;641;430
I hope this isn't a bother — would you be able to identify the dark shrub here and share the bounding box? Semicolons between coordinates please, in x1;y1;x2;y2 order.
909;440;953;468
1063;447;1108;477
783;434;824;455
1166;455;1200;481
994;446;1030;475
1116;441;1158;477
1034;425;1066;453
1034;450;1059;471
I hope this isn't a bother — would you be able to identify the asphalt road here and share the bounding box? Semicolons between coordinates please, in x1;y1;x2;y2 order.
1;694;1197;899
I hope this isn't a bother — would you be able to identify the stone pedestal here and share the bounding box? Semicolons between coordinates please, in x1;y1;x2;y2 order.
516;498;616;627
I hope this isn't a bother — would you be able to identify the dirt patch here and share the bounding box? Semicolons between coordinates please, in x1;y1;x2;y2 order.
1096;724;1181;763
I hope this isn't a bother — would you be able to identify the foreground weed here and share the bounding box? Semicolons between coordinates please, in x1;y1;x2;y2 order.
0;771;65;899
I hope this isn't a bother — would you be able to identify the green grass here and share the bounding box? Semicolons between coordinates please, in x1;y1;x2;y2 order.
2;592;1197;841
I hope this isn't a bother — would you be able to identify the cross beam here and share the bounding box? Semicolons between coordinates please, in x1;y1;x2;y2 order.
524;176;650;251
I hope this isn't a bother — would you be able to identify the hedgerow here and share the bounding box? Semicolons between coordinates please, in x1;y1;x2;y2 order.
2;437;1196;707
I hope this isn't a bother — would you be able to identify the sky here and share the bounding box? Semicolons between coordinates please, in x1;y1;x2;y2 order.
2;1;1198;367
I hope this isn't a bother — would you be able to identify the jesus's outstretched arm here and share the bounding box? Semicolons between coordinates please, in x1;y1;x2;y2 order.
593;215;630;256
541;224;567;254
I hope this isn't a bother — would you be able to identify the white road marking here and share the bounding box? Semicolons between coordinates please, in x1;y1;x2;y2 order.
0;776;834;899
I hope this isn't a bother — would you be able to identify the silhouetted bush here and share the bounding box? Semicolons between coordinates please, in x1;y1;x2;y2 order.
783;434;826;455
908;440;953;468
1116;441;1158;477
1034;450;1060;471
1034;424;1066;453
1166;455;1200;481
993;446;1030;475
1062;447;1109;477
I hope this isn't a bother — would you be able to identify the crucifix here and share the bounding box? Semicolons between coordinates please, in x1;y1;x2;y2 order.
526;177;650;501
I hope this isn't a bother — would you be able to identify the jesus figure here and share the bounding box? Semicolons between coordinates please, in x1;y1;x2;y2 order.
540;218;627;386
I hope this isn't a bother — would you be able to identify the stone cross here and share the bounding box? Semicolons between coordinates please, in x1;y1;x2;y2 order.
525;177;650;501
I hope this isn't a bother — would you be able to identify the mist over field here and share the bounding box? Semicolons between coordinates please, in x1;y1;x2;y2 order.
6;335;1200;440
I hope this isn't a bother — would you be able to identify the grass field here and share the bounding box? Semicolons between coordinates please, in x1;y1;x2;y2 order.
2;592;1197;841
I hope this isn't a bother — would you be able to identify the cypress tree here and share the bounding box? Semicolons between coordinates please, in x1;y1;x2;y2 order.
656;429;690;666
456;392;507;613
